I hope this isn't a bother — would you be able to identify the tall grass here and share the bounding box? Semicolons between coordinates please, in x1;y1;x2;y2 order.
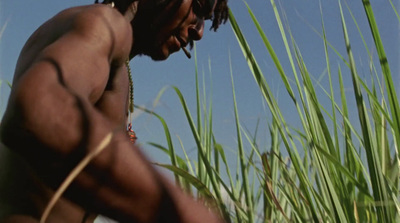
146;0;400;222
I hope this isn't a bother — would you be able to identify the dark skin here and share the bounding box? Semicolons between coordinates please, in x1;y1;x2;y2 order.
0;0;226;222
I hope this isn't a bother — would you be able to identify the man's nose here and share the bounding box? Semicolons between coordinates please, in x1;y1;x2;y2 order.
188;19;204;41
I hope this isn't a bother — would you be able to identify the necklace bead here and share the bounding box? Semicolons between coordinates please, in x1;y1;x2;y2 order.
126;60;136;143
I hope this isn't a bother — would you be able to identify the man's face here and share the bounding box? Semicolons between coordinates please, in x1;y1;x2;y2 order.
132;0;217;60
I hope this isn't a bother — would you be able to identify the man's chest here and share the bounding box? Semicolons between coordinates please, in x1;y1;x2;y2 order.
95;66;131;127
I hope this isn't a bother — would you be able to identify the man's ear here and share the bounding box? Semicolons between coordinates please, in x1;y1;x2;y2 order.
124;1;139;22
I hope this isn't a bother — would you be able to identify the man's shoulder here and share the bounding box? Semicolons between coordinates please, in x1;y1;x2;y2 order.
58;4;132;54
68;5;131;39
41;4;132;64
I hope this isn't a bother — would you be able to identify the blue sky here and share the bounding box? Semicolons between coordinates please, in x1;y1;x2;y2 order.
1;0;399;168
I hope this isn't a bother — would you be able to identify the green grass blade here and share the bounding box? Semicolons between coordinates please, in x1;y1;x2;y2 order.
229;49;254;223
244;2;295;102
155;163;215;200
136;105;181;185
362;0;400;151
230;7;322;221
340;2;392;221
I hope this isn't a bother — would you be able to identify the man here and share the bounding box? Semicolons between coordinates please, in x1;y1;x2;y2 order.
0;0;228;222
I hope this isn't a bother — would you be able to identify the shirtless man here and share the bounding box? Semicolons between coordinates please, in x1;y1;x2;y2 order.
0;0;228;222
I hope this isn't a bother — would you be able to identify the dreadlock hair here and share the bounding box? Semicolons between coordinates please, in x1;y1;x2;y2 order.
95;0;229;31
210;0;228;31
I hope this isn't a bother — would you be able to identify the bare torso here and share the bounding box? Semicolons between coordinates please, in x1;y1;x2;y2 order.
0;4;131;222
12;5;131;127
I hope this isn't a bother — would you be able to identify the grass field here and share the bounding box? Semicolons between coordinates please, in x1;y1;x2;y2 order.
1;0;399;222
146;1;400;222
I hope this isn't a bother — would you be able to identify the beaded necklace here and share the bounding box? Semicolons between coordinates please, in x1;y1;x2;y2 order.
105;1;136;143
126;60;137;143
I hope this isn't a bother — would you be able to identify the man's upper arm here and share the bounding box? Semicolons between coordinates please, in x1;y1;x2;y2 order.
35;5;132;101
1;5;132;154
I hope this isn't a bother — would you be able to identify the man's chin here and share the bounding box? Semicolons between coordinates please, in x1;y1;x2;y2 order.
150;55;169;61
148;51;170;61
